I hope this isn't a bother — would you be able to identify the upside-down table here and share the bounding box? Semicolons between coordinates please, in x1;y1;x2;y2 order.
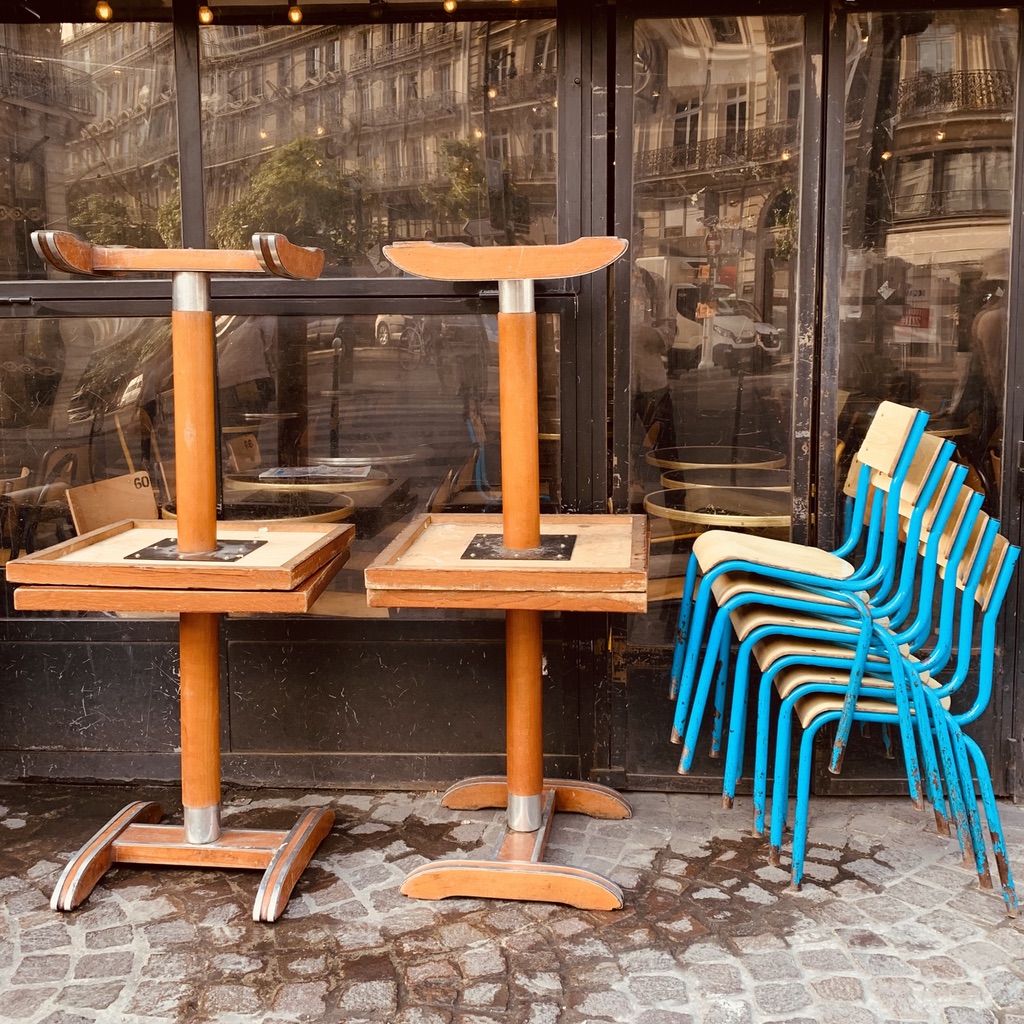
364;238;648;910
7;231;353;921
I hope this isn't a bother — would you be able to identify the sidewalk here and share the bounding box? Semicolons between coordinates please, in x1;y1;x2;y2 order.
1;782;1022;1024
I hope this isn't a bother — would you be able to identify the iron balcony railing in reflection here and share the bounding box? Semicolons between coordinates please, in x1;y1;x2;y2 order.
357;90;461;127
634;120;800;179
0;47;93;117
486;71;557;107
897;70;1015;119
348;25;454;72
367;152;555;190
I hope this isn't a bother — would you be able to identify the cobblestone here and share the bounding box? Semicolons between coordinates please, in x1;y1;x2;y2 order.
1;785;1023;1023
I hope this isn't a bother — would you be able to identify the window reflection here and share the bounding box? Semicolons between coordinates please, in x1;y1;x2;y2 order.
0;311;561;619
0;21;178;279
199;19;558;275
630;16;801;635
838;9;1016;512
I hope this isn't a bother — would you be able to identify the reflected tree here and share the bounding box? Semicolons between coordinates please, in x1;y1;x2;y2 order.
69;193;165;248
212;138;352;261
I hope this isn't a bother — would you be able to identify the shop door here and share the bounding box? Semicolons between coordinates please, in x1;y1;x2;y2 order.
818;7;1020;795
608;6;1022;798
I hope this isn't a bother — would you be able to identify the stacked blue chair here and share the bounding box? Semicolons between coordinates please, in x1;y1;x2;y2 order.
674;430;957;795
669;404;939;777
663;399;1020;916
767;519;1019;916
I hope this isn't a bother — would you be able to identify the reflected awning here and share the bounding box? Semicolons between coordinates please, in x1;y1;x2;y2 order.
885;224;1009;267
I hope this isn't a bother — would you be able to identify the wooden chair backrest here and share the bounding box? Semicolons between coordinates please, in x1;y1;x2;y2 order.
0;467;30;495
977;533;1011;612
225;433;261;473
855;401;921;475
66;471;158;534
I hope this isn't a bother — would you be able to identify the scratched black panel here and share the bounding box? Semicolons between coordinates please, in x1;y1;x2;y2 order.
0;640;183;752
226;636;574;759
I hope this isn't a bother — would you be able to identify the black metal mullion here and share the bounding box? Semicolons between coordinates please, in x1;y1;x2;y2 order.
557;5;584;506
794;5;831;548
172;0;206;248
995;7;1024;797
610;6;634;514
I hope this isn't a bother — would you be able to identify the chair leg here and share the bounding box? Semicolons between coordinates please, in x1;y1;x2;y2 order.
930;706;982;876
668;556;700;701
677;610;729;769
962;734;1018;917
788;717;823;889
768;695;799;864
723;642;758;811
708;627;731;760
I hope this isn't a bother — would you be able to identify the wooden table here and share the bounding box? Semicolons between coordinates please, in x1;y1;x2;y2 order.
364;238;647;910
8;231;350;921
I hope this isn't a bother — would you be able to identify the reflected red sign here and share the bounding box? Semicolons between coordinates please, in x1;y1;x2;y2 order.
896;307;930;328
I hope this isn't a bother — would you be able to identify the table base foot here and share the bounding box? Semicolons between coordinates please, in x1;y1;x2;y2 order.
51;803;334;922
402;786;625;909
400;858;624;910
440;775;632;820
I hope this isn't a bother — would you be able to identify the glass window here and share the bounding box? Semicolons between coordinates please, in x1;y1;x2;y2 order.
630;16;801;640
199;18;557;272
837;10;1017;513
0;21;178;280
0;308;563;621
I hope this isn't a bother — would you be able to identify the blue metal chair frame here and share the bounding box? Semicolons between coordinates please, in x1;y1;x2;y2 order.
766;525;1019;916
672;433;954;787
668;407;929;750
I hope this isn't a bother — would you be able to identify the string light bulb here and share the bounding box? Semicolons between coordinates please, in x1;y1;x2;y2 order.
95;0;113;20
443;0;457;12
287;3;303;22
198;4;213;23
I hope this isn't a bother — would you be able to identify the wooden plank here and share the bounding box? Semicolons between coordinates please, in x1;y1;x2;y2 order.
13;551;349;613
51;801;164;911
112;825;283;868
399;858;624;910
440;776;632;820
31;231;324;280
384;236;628;282
67;472;158;535
363;514;647;595
365;587;646;613
250;233;325;280
6;520;353;591
253;807;336;922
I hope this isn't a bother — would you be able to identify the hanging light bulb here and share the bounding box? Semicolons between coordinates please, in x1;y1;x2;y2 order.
443;0;457;12
95;0;113;20
198;4;213;24
287;3;303;22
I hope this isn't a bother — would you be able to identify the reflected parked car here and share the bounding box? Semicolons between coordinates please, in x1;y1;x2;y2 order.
667;294;781;376
709;297;781;374
373;313;406;347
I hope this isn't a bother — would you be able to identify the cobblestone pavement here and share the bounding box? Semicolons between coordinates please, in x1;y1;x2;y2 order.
1;783;1022;1024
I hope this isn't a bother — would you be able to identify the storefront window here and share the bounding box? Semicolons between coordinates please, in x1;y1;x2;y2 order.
198;19;558;275
0;309;563;620
837;9;1017;511
630;15;802;616
0;21;178;280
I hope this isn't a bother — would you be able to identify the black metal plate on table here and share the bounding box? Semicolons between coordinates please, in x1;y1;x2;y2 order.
461;533;576;561
124;537;268;562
